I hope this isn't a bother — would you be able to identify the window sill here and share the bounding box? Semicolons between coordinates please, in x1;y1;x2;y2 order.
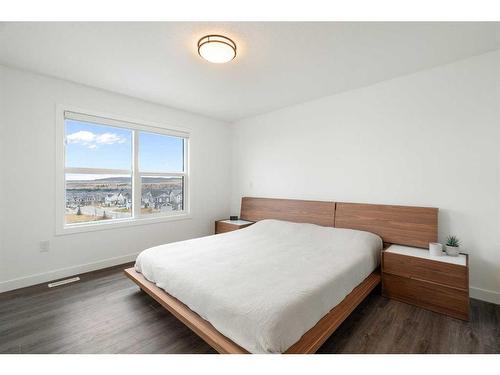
56;212;192;236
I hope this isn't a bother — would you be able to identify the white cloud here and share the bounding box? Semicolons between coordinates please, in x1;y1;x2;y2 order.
96;132;126;145
66;130;96;145
66;131;126;149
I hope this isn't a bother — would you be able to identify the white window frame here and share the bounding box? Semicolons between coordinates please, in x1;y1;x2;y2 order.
55;105;191;235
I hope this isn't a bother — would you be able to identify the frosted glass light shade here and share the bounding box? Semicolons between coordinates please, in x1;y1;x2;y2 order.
198;35;236;64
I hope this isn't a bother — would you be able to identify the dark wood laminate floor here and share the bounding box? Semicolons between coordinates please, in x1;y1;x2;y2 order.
1;264;498;354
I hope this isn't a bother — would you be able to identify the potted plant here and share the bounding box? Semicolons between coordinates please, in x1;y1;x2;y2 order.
445;235;461;256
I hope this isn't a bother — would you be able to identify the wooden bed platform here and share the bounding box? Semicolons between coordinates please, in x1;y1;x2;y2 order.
125;197;438;354
125;267;380;354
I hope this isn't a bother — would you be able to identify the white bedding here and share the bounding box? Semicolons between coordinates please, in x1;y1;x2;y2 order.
135;219;382;353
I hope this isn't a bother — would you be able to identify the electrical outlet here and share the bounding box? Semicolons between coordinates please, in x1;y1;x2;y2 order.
39;240;50;253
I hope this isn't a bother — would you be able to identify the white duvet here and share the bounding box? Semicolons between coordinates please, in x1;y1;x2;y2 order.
135;219;382;353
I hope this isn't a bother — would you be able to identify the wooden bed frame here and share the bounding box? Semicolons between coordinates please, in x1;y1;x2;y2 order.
125;197;438;354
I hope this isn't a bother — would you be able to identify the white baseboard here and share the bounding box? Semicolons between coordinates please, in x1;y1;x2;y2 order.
2;257;499;307
0;252;139;293
470;286;500;305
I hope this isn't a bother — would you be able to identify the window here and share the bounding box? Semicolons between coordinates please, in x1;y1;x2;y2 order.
59;109;189;232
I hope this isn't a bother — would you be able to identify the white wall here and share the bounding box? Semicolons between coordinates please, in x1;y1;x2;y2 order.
231;50;500;304
0;73;5;284
2;51;499;304
0;65;231;292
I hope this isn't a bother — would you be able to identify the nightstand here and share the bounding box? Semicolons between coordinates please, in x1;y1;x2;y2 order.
215;219;254;234
382;244;469;320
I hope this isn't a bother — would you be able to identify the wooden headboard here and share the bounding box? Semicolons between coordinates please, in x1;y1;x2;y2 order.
335;202;438;248
240;197;335;227
239;197;438;249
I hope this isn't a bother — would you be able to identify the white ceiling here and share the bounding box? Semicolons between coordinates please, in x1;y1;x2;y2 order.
1;22;499;122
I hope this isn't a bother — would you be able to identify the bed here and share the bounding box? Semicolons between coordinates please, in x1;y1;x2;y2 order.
125;197;438;353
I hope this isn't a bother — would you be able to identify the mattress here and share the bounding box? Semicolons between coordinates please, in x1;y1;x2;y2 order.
135;219;382;353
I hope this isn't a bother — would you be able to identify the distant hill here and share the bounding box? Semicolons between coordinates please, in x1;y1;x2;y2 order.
68;176;181;184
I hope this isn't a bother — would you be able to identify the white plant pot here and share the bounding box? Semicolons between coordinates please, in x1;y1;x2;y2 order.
445;245;460;257
429;242;443;257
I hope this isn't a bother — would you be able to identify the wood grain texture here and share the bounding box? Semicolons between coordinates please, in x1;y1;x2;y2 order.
124;268;248;354
335;202;438;248
125;267;380;353
240;197;335;227
215;220;253;234
0;198;449;354
318;292;499;354
284;271;381;353
383;251;468;290
1;264;498;354
382;273;469;321
382;250;469;321
126;197;439;353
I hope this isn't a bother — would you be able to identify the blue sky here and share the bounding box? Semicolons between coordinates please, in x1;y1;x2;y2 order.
65;119;184;175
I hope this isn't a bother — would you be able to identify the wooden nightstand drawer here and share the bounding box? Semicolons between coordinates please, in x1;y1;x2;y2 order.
383;251;467;289
382;245;469;321
383;273;469;320
215;220;254;234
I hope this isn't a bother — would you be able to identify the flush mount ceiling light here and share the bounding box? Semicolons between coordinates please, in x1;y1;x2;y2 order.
197;35;237;64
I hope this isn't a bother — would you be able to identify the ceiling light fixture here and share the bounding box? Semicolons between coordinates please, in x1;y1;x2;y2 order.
197;35;237;64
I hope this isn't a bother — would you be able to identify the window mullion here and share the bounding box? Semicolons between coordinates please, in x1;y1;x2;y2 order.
65;167;131;175
61;108;189;232
132;130;141;219
137;171;186;177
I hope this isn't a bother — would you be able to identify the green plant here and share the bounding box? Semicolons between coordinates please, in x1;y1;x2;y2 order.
446;235;461;247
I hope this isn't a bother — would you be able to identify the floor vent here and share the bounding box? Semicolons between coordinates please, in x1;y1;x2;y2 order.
48;277;80;288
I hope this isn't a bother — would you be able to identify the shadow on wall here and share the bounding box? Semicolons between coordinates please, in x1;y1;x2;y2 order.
438;208;473;251
439;207;500;300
